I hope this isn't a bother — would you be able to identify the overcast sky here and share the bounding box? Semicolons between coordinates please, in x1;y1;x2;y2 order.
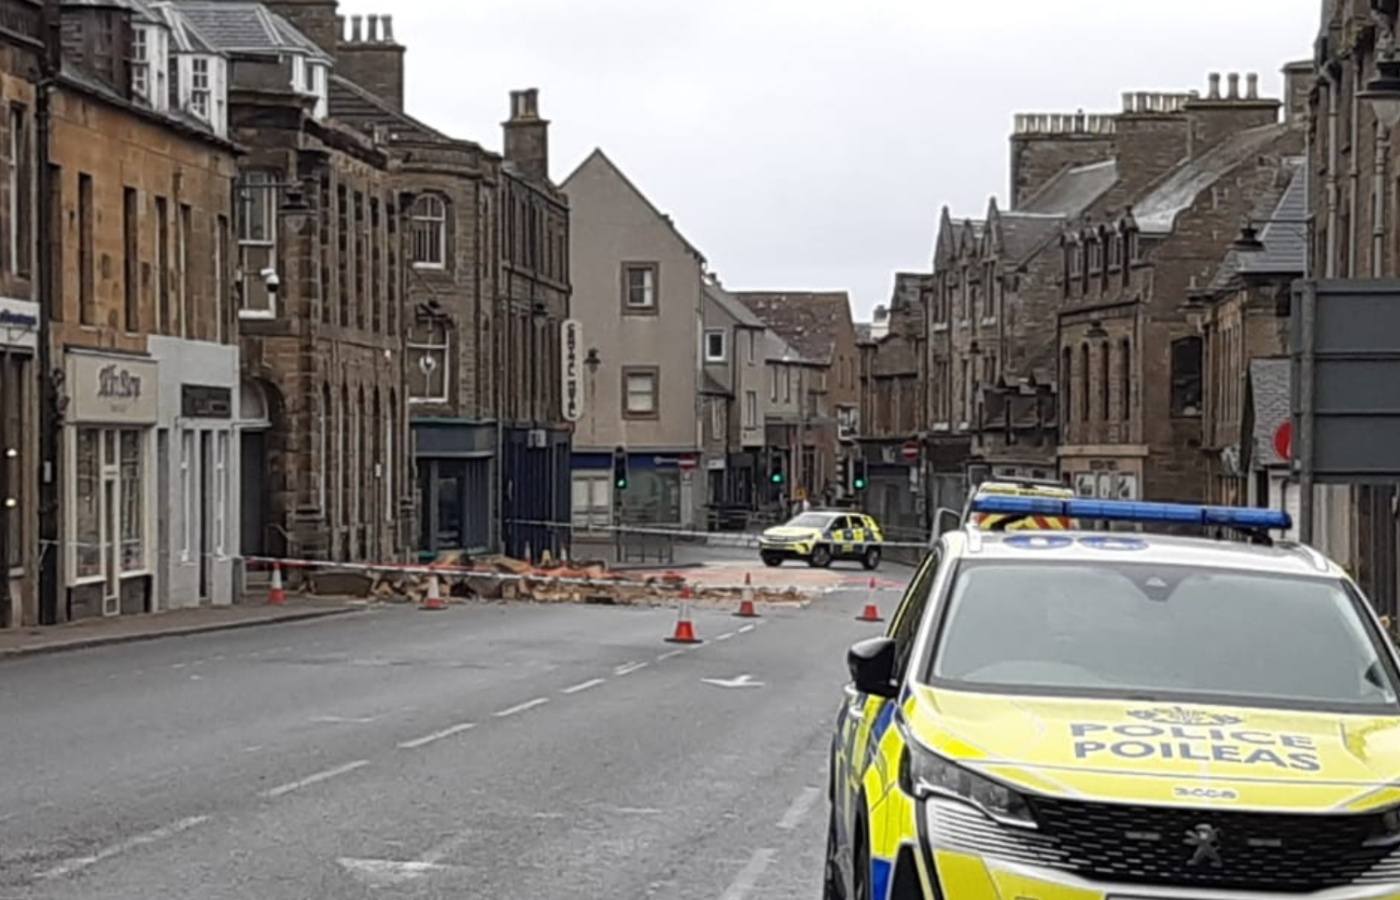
341;0;1320;319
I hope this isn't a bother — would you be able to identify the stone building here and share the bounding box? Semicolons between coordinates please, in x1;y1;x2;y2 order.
1058;73;1299;504
700;277;767;524
49;0;239;620
734;291;861;511
0;0;41;628
177;1;413;568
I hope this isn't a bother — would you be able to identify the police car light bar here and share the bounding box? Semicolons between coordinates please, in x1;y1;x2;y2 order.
969;496;1292;530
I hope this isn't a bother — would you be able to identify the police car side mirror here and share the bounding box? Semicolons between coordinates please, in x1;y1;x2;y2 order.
848;637;899;699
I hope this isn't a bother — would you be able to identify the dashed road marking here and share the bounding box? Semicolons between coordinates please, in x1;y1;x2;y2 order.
738;624;756;634
262;760;369;798
398;722;475;750
718;847;777;900
562;678;605;694
35;815;212;880
309;715;379;725
656;649;686;661
614;661;648;676
777;786;821;830
494;697;549;718
715;632;735;642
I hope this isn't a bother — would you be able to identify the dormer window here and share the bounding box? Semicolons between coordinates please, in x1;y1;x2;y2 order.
132;27;150;100
190;57;210;119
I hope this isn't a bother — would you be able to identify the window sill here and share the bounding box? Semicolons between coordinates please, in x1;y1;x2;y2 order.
622;308;659;316
980;317;997;326
932;323;949;333
238;310;277;321
412;262;447;272
704;356;727;364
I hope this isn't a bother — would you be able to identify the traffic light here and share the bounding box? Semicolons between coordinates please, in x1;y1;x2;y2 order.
769;454;785;486
612;446;629;490
837;457;850;491
853;458;869;491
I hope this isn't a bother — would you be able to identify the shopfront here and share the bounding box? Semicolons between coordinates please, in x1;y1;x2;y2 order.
413;419;496;559
63;350;158;620
0;298;39;627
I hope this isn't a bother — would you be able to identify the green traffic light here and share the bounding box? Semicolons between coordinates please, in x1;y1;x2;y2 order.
616;479;628;489
771;473;784;485
854;479;867;490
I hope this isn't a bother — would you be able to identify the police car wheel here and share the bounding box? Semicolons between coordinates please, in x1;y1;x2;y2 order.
760;552;783;567
822;806;845;900
860;547;881;571
809;545;833;568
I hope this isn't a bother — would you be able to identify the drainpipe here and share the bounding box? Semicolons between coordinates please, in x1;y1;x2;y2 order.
36;0;60;625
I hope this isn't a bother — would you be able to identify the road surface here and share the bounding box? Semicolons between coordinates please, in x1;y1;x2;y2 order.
0;560;908;899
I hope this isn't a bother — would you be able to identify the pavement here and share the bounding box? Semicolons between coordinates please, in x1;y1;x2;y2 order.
0;554;910;900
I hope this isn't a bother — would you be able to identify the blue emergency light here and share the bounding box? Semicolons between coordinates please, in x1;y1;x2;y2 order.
969;495;1292;530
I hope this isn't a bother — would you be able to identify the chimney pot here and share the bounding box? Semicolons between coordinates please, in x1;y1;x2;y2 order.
367;14;379;42
336;14;346;41
1209;72;1222;99
381;15;394;42
1122;91;1134;113
351;15;363;42
1246;72;1259;99
1228;73;1240;99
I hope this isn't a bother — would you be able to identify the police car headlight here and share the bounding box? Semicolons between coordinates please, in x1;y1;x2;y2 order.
899;737;1037;829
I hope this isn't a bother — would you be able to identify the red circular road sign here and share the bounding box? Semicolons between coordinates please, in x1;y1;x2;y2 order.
901;441;920;463
1273;421;1294;461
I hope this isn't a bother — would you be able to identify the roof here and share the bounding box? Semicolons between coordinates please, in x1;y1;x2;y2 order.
1238;159;1308;275
1134;124;1291;234
329;74;449;144
855;323;874;343
174;2;333;60
703;281;765;329
996;212;1067;261
158;3;218;53
954;529;1338;579
701;372;730;396
733;292;853;366
561;148;706;265
1019;159;1118;217
1249;358;1292;468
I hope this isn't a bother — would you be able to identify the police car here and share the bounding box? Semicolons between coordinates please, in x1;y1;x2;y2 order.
826;495;1400;900
759;511;884;569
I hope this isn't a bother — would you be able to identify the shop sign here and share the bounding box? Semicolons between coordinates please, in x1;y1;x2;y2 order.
0;297;38;350
561;318;583;423
67;352;158;424
182;385;233;419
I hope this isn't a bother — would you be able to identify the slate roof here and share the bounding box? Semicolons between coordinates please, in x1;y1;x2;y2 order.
733;292;853;366
1135;124;1290;234
701;372;731;397
174;1;332;60
1238;158;1308;275
997;212;1067;261
1249;358;1292;468
704;281;765;329
329;74;448;144
1020;159;1118;216
855;323;874;343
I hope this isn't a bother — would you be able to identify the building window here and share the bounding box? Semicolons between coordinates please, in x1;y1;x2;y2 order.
704;329;726;363
340;385;350;528
318;383;330;512
2;356;27;571
387;390;397;523
74;429;101;579
354;191;366;328
156;195;169;332
1069;242;1082;278
410;194;447;269
214;433;227;557
123;187;139;332
1171;336;1203;416
769;364;778;401
78;173;94;325
215;215;228;343
1100;342;1110;422
407;318;450;403
238;171;277;317
747;330;757;363
710;400;723;440
744;390;757;428
623;367;659;418
1119;339;1131;423
73;427;147;583
190;57;211;119
622;263;658;312
179;203;192;337
132;27;149;100
180;429;194;561
1060;347;1072;432
7;105;28;277
784;367;793;403
1079;344;1090;422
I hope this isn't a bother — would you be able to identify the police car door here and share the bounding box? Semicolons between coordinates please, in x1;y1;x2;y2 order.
834;515;856;557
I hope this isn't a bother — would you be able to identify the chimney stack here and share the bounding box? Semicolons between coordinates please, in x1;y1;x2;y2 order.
1209;72;1222;99
333;9;407;111
350;14;362;42
503;88;551;183
382;15;394;42
1228;72;1241;99
1247;73;1259;99
367;14;379;42
1184;70;1283;158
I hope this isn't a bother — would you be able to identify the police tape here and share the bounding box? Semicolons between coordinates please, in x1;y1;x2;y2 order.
500;517;936;550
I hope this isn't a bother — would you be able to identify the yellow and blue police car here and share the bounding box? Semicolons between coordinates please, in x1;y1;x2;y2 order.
826;495;1400;900
760;510;884;570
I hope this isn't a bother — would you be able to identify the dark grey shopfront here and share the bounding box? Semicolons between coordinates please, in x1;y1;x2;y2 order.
413;419;496;558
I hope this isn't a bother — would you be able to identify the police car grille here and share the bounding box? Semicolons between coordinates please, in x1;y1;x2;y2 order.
1026;796;1390;892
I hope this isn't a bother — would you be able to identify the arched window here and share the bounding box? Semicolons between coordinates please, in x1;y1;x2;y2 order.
1119;338;1131;423
1079;343;1090;422
386;390;396;524
339;384;350;530
1100;341;1110;422
372;389;382;530
319;383;331;511
358;386;368;554
1061;347;1073;431
411;194;448;269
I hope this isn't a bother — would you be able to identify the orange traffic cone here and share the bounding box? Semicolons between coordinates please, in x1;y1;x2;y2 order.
267;562;286;606
856;577;882;622
734;572;759;618
420;571;448;611
666;587;702;644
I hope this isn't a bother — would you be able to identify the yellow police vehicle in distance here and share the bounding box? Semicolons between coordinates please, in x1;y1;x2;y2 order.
760;510;884;570
826;495;1400;900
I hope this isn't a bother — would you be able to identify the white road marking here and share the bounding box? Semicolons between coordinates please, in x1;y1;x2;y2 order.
397;722;476;750
610;806;663;815
701;674;764;689
170;663;186;669
261;760;369;798
718;847;777;900
337;858;454;886
715;632;735;642
494;697;549;718
777;787;821;830
738;624;756;634
614;661;648;676
656;649;686;661
36;815;211;880
309;715;379;725
561;678;605;694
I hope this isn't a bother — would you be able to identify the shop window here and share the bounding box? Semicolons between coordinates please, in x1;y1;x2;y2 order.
72;427;146;583
75;429;101;578
180;429;194;561
2;356;27;570
119;431;142;571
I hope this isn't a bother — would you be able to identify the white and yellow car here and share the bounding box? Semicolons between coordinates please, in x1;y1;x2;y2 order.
760;511;884;570
827;495;1400;900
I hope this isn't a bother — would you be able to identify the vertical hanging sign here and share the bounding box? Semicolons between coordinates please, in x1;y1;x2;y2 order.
561;318;583;423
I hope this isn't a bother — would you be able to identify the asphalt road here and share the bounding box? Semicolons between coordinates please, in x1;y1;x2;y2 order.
0;559;908;899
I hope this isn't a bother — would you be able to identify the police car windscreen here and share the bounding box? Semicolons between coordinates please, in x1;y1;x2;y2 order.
786;513;837;529
931;562;1398;710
